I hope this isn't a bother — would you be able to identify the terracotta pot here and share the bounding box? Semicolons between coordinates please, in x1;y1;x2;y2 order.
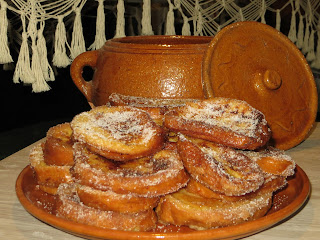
70;35;213;106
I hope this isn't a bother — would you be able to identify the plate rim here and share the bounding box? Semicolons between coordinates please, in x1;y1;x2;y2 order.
16;164;310;240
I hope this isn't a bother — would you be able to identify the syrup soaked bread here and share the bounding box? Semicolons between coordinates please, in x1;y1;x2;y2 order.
29;143;73;194
56;183;157;231
156;188;272;230
164;98;271;150
108;93;197;108
43;123;74;166
177;135;264;196
71;106;165;161
71;142;189;197
186;175;286;202
108;93;198;126
26;97;297;231
75;183;159;213
239;147;296;177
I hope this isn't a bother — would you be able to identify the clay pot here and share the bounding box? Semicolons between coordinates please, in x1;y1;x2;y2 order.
70;35;213;106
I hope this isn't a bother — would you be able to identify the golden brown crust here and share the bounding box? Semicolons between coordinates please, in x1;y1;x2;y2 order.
38;185;59;195
155;188;272;230
108;93;197;108
75;183;159;213
71;143;189;197
56;184;157;231
186;176;286;202
29;143;73;190
108;93;199;126
71;106;165;161
164;98;271;150
43;123;74;166
177;135;264;196
239;147;296;177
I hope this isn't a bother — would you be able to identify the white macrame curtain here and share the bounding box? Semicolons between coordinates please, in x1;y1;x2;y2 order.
1;0;320;92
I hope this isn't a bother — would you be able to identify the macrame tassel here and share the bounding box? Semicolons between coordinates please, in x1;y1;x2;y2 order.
37;22;55;81
114;0;125;38
195;11;203;36
239;8;244;21
175;0;190;36
193;0;203;36
288;3;297;43
302;20;310;54
311;30;320;68
89;0;106;50
31;39;50;92
260;0;266;24
53;16;71;68
70;7;86;60
13;27;34;84
3;62;14;71
306;29;316;61
181;14;191;36
217;25;221;33
0;0;13;64
165;0;176;35
141;0;154;35
275;9;281;31
296;14;304;49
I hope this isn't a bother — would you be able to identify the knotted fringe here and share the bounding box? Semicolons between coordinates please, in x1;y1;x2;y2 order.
181;14;191;35
89;0;106;50
70;7;86;60
306;29;315;61
141;0;154;35
3;62;14;71
275;9;281;31
311;29;320;68
302;19;310;54
114;0;125;38
193;0;202;36
53;16;71;68
239;8;244;21
260;0;266;24
288;0;297;43
27;3;51;93
37;22;55;81
165;0;176;35
296;13;304;49
31;38;51;92
195;10;203;36
0;0;13;64
13;14;33;84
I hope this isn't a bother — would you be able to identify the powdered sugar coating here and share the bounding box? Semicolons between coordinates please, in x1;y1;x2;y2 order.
71;106;164;160
156;188;272;230
56;183;157;231
71;142;189;197
29;143;73;188
165;98;271;150
180;98;267;139
109;92;198;108
239;147;296;177
177;135;264;196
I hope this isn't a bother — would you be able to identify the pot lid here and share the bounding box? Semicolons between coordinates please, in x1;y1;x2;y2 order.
202;21;318;150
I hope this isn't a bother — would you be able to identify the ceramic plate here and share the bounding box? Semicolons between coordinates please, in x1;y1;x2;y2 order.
16;165;310;240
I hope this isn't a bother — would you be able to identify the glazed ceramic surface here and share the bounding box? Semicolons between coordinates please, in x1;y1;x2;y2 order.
202;21;318;150
70;35;213;106
16;165;310;240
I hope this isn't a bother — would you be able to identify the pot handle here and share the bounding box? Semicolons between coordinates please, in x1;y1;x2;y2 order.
70;50;99;103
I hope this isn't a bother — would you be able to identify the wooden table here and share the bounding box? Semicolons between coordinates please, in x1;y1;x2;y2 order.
1;123;320;240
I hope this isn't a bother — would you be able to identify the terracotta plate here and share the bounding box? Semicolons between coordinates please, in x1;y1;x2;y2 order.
202;21;318;150
16;165;310;240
